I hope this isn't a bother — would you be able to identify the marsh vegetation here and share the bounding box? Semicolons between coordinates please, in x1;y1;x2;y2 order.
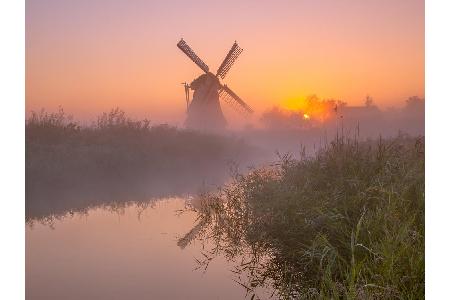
183;135;424;299
26;108;257;222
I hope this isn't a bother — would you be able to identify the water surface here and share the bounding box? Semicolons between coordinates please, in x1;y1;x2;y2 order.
26;198;266;299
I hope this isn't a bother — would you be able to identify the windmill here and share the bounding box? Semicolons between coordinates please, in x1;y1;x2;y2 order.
177;39;253;130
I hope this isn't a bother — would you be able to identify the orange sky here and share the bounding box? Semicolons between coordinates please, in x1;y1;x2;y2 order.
26;0;424;125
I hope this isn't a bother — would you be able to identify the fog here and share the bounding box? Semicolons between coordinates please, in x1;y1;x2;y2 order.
239;95;424;156
26;97;424;223
26;99;424;300
25;109;264;223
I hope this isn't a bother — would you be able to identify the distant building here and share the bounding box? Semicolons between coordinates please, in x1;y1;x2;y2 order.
325;104;383;137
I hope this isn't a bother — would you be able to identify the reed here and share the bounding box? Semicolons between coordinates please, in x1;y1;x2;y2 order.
190;134;424;299
26;108;256;221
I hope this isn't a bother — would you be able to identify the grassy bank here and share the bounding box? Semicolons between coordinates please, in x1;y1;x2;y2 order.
190;135;424;299
26;108;256;221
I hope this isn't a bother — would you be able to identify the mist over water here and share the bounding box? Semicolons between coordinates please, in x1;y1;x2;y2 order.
24;112;269;299
25;108;262;222
26;98;424;299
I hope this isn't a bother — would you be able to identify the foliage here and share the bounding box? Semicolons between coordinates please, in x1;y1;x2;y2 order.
189;135;424;299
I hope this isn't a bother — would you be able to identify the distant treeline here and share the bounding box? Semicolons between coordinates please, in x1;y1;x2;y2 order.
260;96;424;137
26;108;257;222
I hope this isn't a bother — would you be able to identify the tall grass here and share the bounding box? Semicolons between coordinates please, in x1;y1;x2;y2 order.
26;108;256;222
187;135;424;299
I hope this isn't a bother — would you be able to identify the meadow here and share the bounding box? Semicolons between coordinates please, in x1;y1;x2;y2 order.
187;134;425;299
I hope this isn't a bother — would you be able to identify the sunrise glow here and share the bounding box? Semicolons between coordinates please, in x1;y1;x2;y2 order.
26;0;424;124
282;96;337;122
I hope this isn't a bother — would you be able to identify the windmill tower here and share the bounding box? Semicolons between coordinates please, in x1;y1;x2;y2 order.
177;39;253;131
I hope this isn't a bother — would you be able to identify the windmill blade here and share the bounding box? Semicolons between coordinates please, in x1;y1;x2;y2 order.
216;42;243;79
177;39;210;73
219;84;253;115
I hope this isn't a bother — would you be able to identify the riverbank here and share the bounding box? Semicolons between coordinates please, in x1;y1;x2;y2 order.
26;108;257;221
191;134;425;299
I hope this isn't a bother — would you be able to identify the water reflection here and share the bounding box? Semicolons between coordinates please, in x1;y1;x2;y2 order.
26;169;227;224
27;198;272;299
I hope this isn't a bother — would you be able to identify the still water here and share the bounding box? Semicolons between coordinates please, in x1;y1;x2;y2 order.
26;198;269;300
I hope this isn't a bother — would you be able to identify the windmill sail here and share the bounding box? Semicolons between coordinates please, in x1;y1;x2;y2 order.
177;39;210;73
216;42;243;79
219;84;253;114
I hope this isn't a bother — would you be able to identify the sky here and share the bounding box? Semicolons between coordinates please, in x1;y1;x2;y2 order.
26;0;424;125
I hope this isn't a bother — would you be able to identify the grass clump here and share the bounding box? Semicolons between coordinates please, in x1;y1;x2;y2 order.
190;135;424;299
